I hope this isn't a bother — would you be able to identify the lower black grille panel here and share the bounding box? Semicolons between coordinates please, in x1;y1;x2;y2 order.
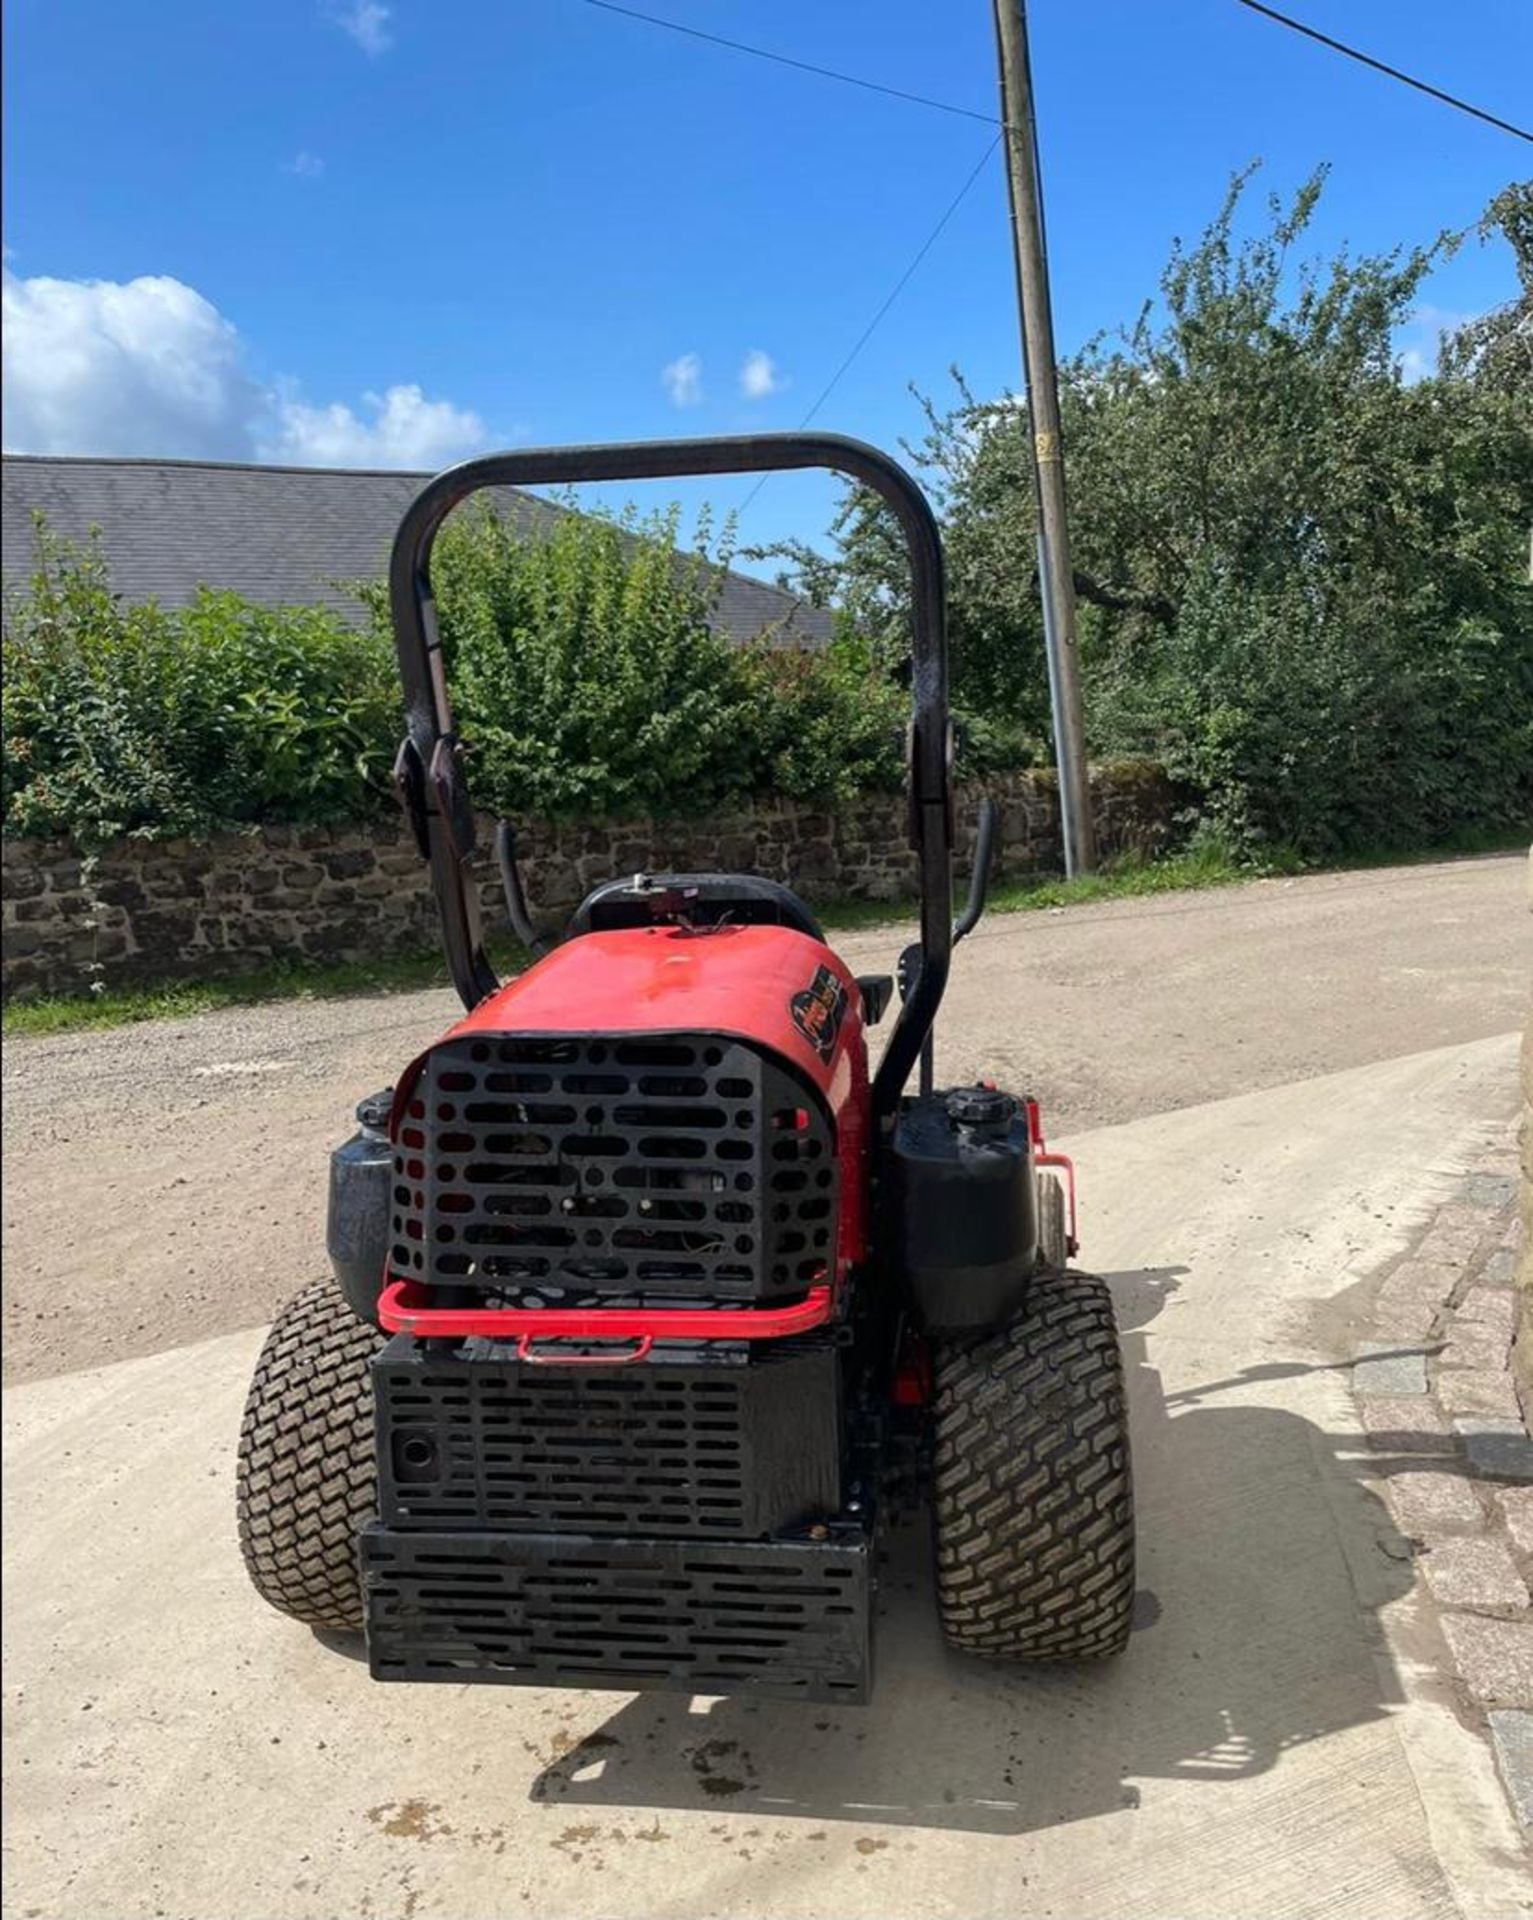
361;1527;871;1702
373;1335;842;1537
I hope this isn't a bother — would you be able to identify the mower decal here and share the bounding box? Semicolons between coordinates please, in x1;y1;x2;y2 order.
790;964;847;1063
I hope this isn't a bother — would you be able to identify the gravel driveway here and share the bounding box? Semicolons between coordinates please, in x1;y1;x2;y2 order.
4;852;1527;1383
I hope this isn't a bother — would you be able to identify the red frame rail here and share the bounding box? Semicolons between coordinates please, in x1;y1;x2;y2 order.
378;1277;835;1352
1025;1098;1079;1256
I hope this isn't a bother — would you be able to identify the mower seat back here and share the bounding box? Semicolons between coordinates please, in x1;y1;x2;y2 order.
566;873;824;942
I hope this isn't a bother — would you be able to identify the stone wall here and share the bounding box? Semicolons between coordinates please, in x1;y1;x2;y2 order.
1;760;1177;1000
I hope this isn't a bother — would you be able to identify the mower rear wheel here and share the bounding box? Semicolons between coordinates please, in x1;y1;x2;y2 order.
933;1268;1134;1661
1036;1169;1069;1271
236;1279;384;1633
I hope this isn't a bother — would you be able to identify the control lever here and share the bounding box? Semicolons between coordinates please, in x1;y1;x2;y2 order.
495;821;552;957
916;796;999;1096
391;739;429;859
953;795;997;945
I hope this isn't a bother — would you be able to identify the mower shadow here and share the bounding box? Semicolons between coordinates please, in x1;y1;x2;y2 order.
525;1265;1421;1837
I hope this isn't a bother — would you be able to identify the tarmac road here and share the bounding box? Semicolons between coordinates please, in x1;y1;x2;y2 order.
3;1034;1528;1918
3;853;1528;1383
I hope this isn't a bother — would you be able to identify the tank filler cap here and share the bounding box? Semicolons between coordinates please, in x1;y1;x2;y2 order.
356;1088;395;1136
945;1085;1017;1133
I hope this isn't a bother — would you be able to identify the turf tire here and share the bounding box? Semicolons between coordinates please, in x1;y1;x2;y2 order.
236;1279;384;1632
1036;1168;1069;1271
933;1267;1135;1660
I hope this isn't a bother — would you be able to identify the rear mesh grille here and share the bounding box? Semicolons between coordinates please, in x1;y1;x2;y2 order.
362;1526;870;1702
374;1334;842;1536
391;1033;837;1304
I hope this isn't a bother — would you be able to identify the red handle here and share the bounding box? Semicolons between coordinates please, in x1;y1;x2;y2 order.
515;1334;654;1366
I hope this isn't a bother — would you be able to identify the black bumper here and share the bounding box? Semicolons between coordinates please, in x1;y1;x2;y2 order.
372;1331;843;1537
361;1523;871;1703
362;1333;874;1703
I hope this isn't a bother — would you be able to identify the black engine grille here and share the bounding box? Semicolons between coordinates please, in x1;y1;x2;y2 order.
390;1032;837;1305
361;1525;870;1702
374;1334;842;1537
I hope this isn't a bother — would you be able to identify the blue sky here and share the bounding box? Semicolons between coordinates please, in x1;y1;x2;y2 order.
4;0;1529;566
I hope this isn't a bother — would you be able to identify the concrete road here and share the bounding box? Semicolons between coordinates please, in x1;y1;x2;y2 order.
4;1034;1529;1919
4;854;1528;1383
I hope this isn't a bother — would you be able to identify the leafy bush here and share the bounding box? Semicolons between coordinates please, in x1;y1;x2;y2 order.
738;622;905;800
358;499;909;817
3;506;911;846
1099;561;1533;859
397;500;756;819
3;522;398;845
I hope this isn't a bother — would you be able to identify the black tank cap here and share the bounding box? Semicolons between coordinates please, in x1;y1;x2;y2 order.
355;1088;395;1133
945;1085;1017;1131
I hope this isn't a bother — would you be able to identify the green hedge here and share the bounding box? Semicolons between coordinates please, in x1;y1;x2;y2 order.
2;523;399;843
1;508;908;848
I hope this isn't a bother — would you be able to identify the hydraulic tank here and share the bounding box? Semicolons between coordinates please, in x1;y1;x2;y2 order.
890;1087;1038;1330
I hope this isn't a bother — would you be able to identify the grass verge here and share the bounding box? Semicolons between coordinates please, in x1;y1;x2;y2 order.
5;830;1522;1038
817;835;1257;932
2;947;525;1039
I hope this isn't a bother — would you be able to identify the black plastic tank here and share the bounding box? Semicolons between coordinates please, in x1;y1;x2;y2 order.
327;1088;394;1327
889;1086;1038;1331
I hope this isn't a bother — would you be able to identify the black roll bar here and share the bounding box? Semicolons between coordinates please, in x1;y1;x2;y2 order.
387;432;952;1120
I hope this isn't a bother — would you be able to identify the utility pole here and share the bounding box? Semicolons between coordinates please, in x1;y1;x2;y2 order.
991;0;1096;873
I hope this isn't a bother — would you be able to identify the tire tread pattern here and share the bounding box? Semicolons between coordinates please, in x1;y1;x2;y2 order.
934;1267;1135;1660
236;1280;383;1632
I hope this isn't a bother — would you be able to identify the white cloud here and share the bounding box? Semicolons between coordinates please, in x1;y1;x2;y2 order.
275;385;487;467
739;349;785;400
1;263;489;469
285;151;325;178
2;266;263;460
662;352;703;407
329;0;392;55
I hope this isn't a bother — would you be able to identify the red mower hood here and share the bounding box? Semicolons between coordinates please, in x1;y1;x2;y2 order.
391;921;873;1294
447;922;863;1104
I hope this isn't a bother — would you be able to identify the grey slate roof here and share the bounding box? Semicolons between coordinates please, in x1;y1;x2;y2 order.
0;455;833;648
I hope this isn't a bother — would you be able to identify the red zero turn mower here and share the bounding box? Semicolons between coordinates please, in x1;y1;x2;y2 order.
236;435;1135;1703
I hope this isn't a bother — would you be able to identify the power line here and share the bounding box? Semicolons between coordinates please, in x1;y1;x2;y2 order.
576;0;1529;530
577;0;1532;147
1235;0;1532;144
577;0;1001;129
735;136;1001;524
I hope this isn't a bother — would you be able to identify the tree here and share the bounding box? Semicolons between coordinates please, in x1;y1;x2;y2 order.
1441;180;1532;396
760;167;1533;855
